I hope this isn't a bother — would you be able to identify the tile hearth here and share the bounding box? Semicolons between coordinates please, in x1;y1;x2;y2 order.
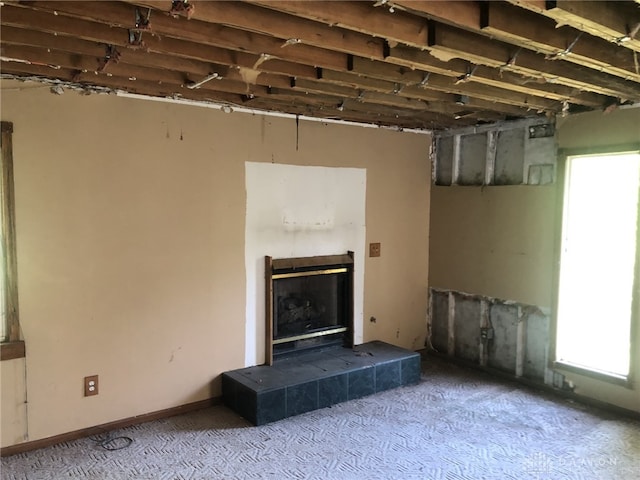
222;341;421;425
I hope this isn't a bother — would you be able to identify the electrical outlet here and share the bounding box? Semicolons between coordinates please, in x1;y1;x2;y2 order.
480;327;494;340
369;242;381;257
84;375;99;397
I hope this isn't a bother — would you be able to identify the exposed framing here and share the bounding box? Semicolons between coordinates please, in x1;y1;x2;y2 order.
0;120;24;360
550;143;640;387
2;2;639;130
432;117;557;187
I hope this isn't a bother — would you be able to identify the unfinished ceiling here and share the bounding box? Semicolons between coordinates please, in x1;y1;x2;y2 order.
1;1;640;130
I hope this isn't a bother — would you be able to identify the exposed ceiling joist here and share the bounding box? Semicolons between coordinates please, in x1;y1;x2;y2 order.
119;0;386;59
508;0;640;52
1;1;638;130
384;45;607;107
248;0;430;50
427;22;639;99
480;2;640;82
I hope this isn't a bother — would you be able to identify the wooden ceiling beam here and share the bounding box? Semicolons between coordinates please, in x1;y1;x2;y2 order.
0;64;489;130
1;25;231;80
0;18;538;119
3;3;349;71
4;0;634;129
415;74;560;112
480;2;640;82
261;88;477;127
1;5;130;47
0;28;534;119
250;0;604;107
314;68;535;117
319;68;457;103
0;62;434;129
391;1;640;81
0;6;332;79
246;0;429;49
0;44;277;98
0;62;248;105
0;22;429;109
241;0;623;107
247;95;466;129
350;56;424;86
0;26;298;90
120;0;385;59
543;1;640;52
248;0;612;110
1;24;106;58
505;0;547;12
385;44;607;108
291;79;432;111
3;43;489;125
438;96;537;118
290;78;360;101
507;1;640;52
391;1;480;31
363;2;639;103
349;57;561;112
316;69;403;95
428;21;640;100
343;89;428;111
260;89;406;120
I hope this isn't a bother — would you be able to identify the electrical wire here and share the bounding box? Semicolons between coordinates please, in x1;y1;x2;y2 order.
89;430;134;451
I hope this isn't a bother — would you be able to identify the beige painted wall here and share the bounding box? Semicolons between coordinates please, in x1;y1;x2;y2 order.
0;81;431;447
429;185;556;307
429;106;640;412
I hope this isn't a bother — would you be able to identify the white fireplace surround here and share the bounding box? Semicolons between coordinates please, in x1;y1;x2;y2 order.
244;162;366;366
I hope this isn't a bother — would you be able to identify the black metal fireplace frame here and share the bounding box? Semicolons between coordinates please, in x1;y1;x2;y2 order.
265;252;354;365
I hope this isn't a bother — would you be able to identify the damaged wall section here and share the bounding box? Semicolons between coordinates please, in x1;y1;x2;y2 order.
433;117;556;186
428;288;569;390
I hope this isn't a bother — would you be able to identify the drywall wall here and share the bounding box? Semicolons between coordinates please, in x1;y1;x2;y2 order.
429;185;556;307
0;80;431;447
1;358;28;446
429;106;640;413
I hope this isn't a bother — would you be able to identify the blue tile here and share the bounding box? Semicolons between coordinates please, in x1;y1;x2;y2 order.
401;356;421;385
348;366;375;400
221;374;236;410
375;361;401;392
222;342;423;425
318;373;348;408
286;381;318;417
256;388;286;425
236;383;258;425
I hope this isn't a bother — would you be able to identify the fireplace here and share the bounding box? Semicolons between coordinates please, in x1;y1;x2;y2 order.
265;253;354;365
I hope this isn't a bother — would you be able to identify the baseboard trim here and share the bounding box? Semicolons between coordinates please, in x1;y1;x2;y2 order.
423;350;640;421
1;396;222;457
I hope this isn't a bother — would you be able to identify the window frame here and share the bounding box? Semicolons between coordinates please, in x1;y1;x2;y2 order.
550;143;640;387
1;120;24;361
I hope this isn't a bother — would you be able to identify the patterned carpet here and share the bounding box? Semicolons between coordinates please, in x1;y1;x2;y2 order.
2;356;639;480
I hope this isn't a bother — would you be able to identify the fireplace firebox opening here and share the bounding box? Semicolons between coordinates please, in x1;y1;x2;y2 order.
265;253;354;365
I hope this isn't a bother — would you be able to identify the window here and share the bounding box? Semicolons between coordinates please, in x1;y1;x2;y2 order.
554;146;640;382
1;120;24;361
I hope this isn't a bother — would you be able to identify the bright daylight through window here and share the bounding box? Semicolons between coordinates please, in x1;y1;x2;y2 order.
556;150;640;378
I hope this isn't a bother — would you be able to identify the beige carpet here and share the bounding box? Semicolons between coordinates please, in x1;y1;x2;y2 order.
2;356;639;479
